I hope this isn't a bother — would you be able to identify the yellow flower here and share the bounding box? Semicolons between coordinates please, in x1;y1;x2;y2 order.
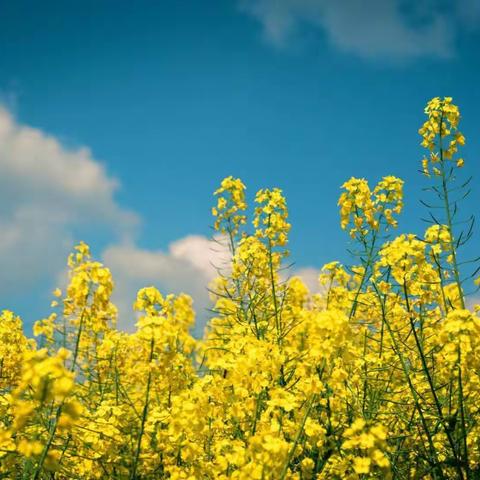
353;456;371;474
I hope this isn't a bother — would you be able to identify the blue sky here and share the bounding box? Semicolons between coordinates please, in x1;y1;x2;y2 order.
0;0;479;333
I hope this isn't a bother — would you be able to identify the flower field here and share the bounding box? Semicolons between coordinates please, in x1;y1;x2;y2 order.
1;97;479;479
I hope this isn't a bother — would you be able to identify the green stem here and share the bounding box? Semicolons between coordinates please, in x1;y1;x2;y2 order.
372;282;445;479
279;394;317;480
402;282;464;480
130;335;155;479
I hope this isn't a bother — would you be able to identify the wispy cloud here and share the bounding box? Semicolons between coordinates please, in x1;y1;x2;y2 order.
466;294;480;311
0;107;138;294
102;236;230;335
239;0;477;60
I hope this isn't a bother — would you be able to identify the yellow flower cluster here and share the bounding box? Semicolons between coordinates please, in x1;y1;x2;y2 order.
320;419;390;478
253;187;291;248
419;96;466;175
338;176;403;238
212;176;247;238
1;97;479;479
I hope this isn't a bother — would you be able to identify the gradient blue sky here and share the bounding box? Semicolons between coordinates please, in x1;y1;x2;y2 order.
0;0;479;332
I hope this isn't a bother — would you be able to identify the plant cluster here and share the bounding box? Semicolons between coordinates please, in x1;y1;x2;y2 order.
0;98;479;479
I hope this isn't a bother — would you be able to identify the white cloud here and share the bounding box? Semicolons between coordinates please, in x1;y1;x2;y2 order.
466;294;480;311
290;267;321;293
102;236;231;335
0;108;137;228
238;0;477;60
0;107;138;294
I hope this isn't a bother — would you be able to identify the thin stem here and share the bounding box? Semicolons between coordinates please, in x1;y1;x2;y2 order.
130;335;155;479
279;394;317;480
